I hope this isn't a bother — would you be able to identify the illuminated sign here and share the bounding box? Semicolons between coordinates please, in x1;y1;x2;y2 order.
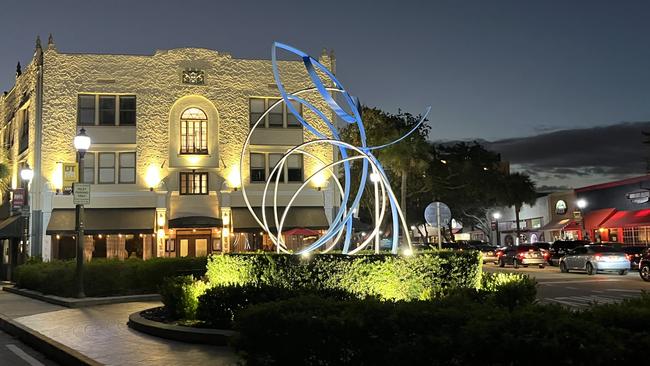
555;200;567;215
626;190;650;204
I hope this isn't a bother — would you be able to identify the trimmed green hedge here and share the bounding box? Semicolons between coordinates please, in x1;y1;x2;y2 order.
234;292;650;365
14;257;207;297
205;251;482;301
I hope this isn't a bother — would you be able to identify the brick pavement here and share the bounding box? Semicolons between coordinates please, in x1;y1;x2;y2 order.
0;290;239;365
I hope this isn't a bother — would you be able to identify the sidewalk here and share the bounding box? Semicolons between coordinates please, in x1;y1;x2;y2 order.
0;289;239;365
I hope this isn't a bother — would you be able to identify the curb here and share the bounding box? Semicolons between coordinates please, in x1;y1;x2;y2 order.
0;313;100;366
3;286;160;308
127;309;237;345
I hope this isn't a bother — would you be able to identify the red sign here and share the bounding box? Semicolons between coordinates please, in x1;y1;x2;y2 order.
12;188;25;209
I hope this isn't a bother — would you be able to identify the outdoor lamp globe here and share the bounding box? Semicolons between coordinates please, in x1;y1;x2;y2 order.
576;199;587;209
74;128;91;152
20;166;34;182
492;212;501;220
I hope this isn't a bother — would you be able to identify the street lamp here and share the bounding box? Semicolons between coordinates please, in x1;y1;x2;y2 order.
576;199;588;241
20;165;33;264
492;212;501;246
74;128;91;298
369;171;381;254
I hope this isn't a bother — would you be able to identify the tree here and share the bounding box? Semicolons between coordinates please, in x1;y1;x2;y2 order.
339;106;431;229
500;172;537;242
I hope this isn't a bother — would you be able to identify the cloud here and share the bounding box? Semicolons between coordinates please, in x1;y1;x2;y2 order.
484;121;650;188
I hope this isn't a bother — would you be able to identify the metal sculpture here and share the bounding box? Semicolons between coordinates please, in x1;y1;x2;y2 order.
239;42;431;254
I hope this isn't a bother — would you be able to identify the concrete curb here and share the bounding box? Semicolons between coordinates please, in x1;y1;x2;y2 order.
127;309;237;345
0;313;100;366
3;286;160;308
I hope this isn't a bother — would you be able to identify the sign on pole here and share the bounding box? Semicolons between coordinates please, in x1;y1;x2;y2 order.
424;201;451;250
73;183;91;205
12;188;25;209
63;163;79;192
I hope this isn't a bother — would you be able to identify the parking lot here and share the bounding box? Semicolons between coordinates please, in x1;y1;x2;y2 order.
486;263;650;308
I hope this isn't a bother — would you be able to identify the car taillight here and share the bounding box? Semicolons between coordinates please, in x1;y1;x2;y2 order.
594;254;602;261
518;253;525;258
625;254;631;261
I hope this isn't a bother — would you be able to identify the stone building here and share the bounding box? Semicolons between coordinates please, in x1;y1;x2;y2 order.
0;36;337;275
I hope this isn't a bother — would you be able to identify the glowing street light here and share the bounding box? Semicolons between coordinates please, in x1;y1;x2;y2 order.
492;211;502;246
576;199;587;209
576;199;588;240
74;127;91;298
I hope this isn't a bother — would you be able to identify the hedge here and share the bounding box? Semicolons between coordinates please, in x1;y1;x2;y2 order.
234;292;650;366
205;251;482;301
14;257;207;297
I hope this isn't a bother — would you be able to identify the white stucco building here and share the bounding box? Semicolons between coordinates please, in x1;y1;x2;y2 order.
0;36;337;272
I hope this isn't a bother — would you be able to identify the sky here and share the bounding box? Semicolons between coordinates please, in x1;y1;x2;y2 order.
1;0;649;188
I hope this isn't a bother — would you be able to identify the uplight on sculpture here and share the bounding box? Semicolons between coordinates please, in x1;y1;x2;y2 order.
240;42;431;255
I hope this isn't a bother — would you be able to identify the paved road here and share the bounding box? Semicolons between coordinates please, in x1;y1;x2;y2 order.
0;330;58;366
485;263;650;308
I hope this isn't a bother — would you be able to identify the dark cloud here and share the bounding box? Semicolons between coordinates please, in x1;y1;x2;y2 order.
485;121;650;180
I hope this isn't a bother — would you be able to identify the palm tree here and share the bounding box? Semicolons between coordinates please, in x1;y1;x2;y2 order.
501;173;537;244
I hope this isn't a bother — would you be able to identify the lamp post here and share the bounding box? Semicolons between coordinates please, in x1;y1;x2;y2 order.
370;171;380;254
576;198;588;241
492;212;501;246
74;128;91;298
20;166;33;264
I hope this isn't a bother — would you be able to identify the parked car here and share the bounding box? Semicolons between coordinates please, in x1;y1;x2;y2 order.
559;245;630;275
621;246;646;270
474;244;499;264
498;245;546;268
640;248;650;282
548;240;589;266
533;242;552;264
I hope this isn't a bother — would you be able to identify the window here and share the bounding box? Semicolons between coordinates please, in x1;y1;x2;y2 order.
268;153;285;182
268;99;284;127
119;152;136;183
78;95;96;125
250;153;266;182
99;96;116;125
119;96;136;125
249;153;303;183
98;153;115;183
287;154;303;182
180;108;208;154
249;97;303;128
19;109;29;153
180;171;208;195
82;152;95;184
77;94;136;126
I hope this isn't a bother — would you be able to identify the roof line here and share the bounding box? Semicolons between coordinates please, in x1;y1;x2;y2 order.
575;174;650;193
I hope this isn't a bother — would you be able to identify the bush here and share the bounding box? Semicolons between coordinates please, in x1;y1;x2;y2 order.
14;257;207;297
159;276;208;320
205;251;482;301
234;293;650;366
196;285;353;328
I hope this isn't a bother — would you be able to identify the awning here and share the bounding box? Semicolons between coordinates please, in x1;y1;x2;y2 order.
601;209;650;228
539;218;571;231
46;208;155;234
231;207;329;231
0;215;23;238
168;216;222;229
584;208;617;230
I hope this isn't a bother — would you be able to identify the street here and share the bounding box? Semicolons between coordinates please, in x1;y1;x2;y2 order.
485;264;650;308
0;330;57;366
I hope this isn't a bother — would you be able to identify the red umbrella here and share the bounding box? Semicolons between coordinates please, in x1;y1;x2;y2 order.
283;228;320;236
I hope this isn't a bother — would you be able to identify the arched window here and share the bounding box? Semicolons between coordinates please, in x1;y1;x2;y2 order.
180;107;208;154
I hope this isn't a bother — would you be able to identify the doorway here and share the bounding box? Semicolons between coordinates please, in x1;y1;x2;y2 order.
176;234;211;257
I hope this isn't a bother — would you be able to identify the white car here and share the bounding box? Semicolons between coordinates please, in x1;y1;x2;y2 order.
559;245;630;275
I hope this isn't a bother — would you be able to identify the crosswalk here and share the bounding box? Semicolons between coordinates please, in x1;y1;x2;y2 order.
542;289;643;308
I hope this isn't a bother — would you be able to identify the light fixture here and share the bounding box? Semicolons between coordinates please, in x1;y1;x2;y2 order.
403;248;413;257
20;165;34;182
98;234;102;239
73;128;91;153
576;199;587;209
56;234;60;240
369;172;380;183
492;212;501;220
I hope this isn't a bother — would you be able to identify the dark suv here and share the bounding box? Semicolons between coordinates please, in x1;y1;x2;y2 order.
640;248;650;282
621;246;646;270
549;240;589;266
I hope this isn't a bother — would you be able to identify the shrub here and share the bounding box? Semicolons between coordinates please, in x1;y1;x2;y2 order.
205;251;482;301
196;285;353;328
234;293;650;366
159;276;209;320
14;257;207;297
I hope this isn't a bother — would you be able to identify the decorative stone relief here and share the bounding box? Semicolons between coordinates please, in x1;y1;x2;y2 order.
182;69;205;85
